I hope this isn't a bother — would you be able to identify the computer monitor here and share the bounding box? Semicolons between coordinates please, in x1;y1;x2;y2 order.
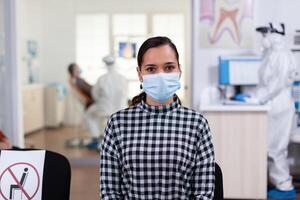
219;56;261;86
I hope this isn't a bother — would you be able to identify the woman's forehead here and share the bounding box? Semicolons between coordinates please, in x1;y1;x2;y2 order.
142;45;177;66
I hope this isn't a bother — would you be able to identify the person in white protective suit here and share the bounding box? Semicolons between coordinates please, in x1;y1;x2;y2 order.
84;55;128;149
256;24;297;199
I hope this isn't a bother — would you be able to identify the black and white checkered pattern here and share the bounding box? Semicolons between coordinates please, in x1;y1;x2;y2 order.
100;99;215;199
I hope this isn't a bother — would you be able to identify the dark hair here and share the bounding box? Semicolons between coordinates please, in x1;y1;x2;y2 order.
137;36;179;68
130;36;181;107
68;63;77;76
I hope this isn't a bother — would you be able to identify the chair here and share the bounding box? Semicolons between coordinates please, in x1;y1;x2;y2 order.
0;149;71;200
214;163;224;200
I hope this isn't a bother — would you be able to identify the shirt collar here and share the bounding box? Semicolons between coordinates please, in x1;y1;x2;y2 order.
138;98;181;114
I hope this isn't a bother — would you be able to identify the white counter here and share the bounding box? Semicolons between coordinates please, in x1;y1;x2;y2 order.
200;104;270;112
202;105;268;199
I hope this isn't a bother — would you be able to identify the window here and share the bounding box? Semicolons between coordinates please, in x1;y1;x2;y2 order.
76;14;109;84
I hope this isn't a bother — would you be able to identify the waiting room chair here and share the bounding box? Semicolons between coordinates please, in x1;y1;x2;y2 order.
0;149;71;200
214;162;224;200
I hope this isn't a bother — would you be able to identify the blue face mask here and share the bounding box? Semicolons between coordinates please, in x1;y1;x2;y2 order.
142;72;181;103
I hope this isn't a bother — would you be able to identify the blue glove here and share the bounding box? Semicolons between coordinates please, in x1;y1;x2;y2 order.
234;93;250;102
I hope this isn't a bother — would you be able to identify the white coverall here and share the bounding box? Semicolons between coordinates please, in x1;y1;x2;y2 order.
256;33;297;190
84;66;128;138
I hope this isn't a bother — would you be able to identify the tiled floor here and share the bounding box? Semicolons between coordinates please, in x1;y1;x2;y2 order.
24;126;99;160
71;165;99;200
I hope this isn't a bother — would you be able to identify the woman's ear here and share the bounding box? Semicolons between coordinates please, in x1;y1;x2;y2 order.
137;67;143;82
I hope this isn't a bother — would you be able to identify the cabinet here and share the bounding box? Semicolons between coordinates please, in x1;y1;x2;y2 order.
201;105;269;199
44;86;65;127
23;84;45;134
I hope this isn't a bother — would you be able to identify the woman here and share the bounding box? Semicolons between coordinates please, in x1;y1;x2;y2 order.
100;36;215;199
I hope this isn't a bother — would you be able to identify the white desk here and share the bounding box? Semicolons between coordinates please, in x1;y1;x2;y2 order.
200;104;269;199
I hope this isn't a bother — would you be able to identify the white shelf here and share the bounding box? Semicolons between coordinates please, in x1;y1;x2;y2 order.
200;104;270;112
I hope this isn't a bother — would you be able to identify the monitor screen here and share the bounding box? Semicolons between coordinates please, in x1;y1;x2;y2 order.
219;56;261;86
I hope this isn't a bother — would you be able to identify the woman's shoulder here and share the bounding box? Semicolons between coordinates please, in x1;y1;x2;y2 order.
108;105;141;120
179;106;205;117
179;106;209;124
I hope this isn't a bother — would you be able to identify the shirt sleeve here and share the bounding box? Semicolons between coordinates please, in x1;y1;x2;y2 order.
100;117;122;200
192;117;215;200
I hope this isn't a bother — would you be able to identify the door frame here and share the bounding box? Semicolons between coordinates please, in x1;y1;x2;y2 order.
2;0;24;147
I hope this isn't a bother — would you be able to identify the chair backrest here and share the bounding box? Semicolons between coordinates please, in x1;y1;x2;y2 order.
0;149;71;200
42;150;71;200
214;162;224;200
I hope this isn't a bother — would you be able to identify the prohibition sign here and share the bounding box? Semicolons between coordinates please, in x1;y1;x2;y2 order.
0;162;40;200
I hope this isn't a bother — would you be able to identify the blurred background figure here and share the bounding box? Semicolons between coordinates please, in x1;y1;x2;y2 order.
68;63;94;109
84;55;128;149
256;23;298;199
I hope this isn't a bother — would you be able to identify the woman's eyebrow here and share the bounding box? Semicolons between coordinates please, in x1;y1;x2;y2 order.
164;62;176;65
144;64;157;67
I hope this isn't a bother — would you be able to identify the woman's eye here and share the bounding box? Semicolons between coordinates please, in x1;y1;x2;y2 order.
146;67;155;73
165;65;175;72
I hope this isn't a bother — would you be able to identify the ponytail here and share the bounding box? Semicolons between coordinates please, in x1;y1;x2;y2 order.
129;92;146;107
174;94;182;105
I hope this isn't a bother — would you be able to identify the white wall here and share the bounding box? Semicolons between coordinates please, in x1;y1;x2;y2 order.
1;0;24;146
0;0;4;131
17;0;44;84
192;0;300;109
40;0;76;85
16;0;76;85
0;0;3;30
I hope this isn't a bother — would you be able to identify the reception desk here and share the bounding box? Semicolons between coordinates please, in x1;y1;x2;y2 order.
200;105;269;199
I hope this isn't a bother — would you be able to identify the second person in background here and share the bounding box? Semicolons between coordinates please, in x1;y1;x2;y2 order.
84;55;128;149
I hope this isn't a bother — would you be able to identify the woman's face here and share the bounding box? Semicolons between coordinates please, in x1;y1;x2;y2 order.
137;45;181;81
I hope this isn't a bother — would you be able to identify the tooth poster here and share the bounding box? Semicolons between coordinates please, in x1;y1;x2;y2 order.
199;0;254;48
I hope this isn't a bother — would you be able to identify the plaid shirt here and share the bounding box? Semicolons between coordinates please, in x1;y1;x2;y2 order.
100;99;215;200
